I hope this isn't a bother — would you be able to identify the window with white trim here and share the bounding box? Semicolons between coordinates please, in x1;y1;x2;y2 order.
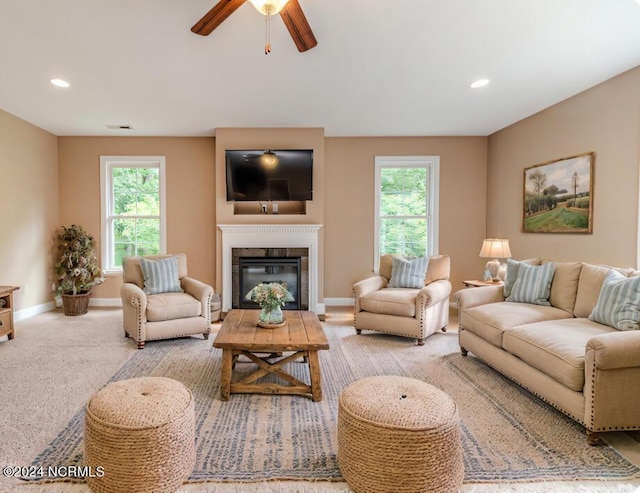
374;156;439;272
100;156;166;273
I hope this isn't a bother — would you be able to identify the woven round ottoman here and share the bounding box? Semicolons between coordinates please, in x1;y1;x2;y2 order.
84;377;195;493
338;375;464;493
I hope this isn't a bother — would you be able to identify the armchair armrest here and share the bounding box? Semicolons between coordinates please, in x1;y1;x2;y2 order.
120;282;148;340
454;285;504;310
181;277;214;319
353;276;388;313
417;279;451;308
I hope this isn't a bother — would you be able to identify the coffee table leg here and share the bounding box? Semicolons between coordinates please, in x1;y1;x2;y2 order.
220;349;232;401
307;350;322;402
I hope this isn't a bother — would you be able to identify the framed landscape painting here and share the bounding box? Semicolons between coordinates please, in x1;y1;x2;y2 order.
523;152;594;233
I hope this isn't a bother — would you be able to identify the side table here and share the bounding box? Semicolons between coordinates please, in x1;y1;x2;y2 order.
0;286;19;340
462;280;503;288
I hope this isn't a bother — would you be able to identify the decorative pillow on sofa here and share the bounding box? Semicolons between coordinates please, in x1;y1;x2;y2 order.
506;262;555;306
503;258;542;298
388;257;429;289
589;270;640;331
139;256;183;295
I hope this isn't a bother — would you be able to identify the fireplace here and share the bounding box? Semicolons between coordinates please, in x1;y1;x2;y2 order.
218;224;323;315
237;256;303;310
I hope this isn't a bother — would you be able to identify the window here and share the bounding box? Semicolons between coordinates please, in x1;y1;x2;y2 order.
374;156;439;272
100;156;166;273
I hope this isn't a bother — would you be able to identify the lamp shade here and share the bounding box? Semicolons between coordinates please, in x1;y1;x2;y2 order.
479;238;512;259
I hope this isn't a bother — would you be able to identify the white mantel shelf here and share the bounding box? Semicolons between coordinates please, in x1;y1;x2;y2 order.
218;224;323;315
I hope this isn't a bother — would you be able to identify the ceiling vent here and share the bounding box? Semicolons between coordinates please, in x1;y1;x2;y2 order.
106;124;133;130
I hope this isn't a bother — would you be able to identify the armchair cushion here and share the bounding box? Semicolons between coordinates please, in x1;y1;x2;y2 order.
146;292;202;322
388;257;429;288
140;256;183;295
360;288;417;317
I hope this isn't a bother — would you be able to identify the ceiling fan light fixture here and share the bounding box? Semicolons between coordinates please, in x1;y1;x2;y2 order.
248;0;290;16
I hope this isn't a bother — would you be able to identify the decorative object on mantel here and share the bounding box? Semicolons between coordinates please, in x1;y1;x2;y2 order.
479;238;512;282
523;152;594;233
245;282;294;328
54;225;104;316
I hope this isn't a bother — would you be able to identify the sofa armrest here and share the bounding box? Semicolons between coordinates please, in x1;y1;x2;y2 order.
417;279;451;308
453;285;504;310
353;276;388;313
181;277;214;320
587;330;640;370
585;330;640;431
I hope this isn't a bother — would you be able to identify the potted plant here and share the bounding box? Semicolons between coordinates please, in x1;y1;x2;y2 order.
245;282;294;328
54;224;104;316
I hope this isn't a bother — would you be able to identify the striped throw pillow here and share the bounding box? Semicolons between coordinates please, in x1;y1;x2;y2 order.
388;257;429;289
506;262;555;306
589;271;640;331
139;256;183;295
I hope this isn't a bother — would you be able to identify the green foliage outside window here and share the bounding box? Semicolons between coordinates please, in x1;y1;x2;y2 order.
112;167;161;266
379;167;428;258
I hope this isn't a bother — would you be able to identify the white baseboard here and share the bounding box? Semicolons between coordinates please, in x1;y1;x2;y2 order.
14;301;57;322
324;297;355;307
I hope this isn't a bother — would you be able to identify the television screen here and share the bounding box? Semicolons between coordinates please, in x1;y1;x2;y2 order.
225;149;313;202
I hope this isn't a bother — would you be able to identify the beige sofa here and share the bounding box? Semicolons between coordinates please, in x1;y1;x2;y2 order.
353;255;451;345
455;260;640;444
121;253;214;349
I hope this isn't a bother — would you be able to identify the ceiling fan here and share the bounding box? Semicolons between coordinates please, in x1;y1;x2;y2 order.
191;0;317;53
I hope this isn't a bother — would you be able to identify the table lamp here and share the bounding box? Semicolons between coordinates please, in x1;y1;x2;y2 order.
479;238;512;282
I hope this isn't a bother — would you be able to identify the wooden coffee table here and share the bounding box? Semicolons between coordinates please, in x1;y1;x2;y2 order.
213;309;330;402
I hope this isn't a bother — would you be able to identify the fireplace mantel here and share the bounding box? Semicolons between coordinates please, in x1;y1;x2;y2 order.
218;224;323;315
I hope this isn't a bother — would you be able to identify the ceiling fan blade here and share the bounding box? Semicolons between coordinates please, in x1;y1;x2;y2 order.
191;0;246;36
280;0;317;52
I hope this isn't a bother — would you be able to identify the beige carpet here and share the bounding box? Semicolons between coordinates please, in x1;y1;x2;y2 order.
1;307;640;493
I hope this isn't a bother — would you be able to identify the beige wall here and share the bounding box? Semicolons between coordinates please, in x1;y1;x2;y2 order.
58;137;216;299
0;110;59;311
487;66;640;268
324;137;488;298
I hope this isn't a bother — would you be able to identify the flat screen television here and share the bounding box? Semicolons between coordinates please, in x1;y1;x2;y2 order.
225;149;313;202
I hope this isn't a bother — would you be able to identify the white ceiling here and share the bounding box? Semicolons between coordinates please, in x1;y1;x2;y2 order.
1;0;640;137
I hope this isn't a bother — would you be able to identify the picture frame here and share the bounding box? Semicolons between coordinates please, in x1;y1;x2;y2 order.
522;152;594;234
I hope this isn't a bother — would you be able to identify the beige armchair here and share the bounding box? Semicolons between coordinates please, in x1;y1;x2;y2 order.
353;254;451;345
120;253;214;349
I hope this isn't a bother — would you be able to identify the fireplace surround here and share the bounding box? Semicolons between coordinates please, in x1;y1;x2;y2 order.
218;224;323;315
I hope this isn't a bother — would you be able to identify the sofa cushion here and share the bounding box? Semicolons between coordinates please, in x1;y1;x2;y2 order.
360;288;417;317
146;292;202;322
379;254;399;280
123;253;188;289
388;257;429;288
461;302;572;348
506;262;555;306
546;261;582;315
140;256;183;295
503;258;542;298
589;270;640;331
574;264;634;318
502;318;616;392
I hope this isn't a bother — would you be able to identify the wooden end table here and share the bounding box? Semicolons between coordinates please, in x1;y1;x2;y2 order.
463;279;504;288
213;309;330;402
0;286;19;340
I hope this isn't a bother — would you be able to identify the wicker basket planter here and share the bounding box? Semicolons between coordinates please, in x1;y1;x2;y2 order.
61;291;91;316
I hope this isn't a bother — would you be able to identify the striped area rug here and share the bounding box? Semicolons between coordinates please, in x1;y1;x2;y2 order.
29;326;640;483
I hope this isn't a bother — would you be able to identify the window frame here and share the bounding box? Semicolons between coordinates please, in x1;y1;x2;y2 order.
99;156;167;274
374;156;440;273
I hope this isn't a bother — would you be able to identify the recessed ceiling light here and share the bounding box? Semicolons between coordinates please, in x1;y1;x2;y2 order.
470;78;490;89
50;78;70;88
